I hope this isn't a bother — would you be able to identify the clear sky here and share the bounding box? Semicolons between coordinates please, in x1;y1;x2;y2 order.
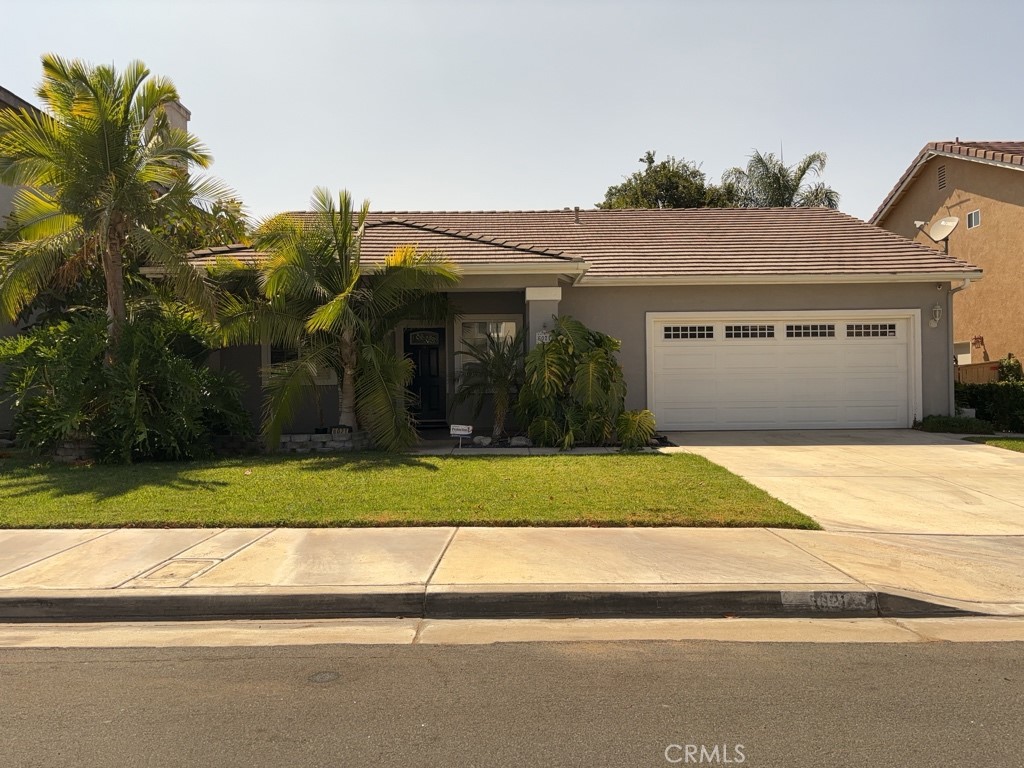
3;0;1021;222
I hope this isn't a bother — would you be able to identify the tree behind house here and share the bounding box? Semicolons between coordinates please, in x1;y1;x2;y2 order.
722;149;840;208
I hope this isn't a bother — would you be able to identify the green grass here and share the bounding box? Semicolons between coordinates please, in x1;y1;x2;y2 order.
964;437;1024;453
0;451;815;529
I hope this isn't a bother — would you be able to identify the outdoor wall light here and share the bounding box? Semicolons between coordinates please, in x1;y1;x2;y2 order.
929;303;943;328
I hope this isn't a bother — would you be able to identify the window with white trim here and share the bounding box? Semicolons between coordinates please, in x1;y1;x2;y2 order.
455;315;522;376
725;324;774;339
786;324;835;338
967;210;981;229
846;323;897;338
664;325;713;339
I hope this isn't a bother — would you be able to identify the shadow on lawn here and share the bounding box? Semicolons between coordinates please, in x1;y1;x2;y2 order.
295;452;441;473
0;453;235;502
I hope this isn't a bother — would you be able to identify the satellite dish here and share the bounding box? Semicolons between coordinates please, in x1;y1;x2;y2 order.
929;216;959;242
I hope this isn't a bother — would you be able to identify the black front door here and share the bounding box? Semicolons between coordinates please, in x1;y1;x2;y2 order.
404;327;446;423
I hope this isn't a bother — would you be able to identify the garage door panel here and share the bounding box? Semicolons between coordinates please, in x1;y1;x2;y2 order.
650;315;915;430
656;348;717;371
844;345;906;368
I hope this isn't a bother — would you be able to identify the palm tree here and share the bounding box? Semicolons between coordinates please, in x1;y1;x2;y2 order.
451;331;525;439
0;55;228;349
722;150;840;208
219;188;460;451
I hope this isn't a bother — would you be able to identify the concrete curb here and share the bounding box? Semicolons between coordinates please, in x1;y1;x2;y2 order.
0;586;982;622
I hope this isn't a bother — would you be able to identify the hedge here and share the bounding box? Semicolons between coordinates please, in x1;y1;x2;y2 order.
955;382;1024;432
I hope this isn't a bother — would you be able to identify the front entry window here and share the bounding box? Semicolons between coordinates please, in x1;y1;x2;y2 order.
456;316;521;376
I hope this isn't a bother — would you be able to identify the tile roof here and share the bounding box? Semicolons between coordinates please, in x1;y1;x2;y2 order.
871;140;1024;224
0;85;39;113
189;207;981;283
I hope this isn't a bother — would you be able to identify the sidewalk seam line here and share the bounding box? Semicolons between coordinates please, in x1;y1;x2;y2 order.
110;529;228;590
0;528;118;581
422;527;460;616
763;528;876;603
177;528;279;587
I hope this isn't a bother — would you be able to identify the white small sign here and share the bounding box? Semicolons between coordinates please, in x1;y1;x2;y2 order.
450;424;473;437
535;330;552;344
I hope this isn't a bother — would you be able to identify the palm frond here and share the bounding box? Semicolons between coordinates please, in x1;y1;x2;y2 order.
354;342;417;452
261;337;335;446
0;229;85;321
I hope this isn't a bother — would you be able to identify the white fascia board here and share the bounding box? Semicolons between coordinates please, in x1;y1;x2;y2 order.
578;271;983;286
459;263;588;276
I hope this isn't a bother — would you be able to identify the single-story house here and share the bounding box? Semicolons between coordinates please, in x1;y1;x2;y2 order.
192;207;982;433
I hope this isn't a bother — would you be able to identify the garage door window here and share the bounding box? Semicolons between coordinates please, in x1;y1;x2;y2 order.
846;323;896;338
725;324;774;339
664;325;714;339
786;324;835;338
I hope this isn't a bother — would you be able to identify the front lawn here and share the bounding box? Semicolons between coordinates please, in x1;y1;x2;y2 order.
964;437;1024;453
0;451;815;529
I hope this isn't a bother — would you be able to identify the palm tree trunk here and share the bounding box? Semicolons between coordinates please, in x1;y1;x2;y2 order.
101;230;127;358
339;329;358;430
492;390;508;439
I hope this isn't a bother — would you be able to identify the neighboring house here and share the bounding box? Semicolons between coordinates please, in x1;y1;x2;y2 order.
193;207;981;433
870;140;1024;366
0;85;41;435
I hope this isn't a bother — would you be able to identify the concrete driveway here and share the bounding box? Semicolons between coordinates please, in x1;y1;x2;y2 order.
664;430;1024;535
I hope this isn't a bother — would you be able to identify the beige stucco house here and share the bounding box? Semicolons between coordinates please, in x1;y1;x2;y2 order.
194;207;981;433
871;141;1024;365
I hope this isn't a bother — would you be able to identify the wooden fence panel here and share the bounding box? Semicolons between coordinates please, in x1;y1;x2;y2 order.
955;362;1000;384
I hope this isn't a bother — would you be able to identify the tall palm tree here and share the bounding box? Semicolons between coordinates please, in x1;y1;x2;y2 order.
0;55;228;348
219;188;460;451
722;150;840;208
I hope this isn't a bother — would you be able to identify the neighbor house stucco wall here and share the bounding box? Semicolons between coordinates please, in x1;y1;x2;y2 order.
876;156;1024;361
558;282;955;419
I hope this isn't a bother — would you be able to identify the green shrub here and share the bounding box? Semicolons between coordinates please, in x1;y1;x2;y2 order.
616;409;657;449
914;415;995;434
516;316;627;448
955;382;1024;432
0;311;252;462
998;354;1024;382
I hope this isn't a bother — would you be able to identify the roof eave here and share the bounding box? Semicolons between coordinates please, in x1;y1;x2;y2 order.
577;271;984;287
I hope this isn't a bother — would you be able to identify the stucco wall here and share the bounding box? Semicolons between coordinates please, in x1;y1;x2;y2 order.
558;282;955;419
876;157;1024;361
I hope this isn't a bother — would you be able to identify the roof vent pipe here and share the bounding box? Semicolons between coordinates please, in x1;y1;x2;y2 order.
574;206;580;224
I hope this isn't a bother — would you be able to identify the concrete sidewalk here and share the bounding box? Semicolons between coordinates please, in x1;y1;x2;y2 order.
1;526;1021;621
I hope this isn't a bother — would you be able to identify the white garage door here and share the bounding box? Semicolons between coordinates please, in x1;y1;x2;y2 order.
648;312;920;430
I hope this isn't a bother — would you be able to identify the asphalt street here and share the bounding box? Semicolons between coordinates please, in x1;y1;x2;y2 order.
1;640;1021;767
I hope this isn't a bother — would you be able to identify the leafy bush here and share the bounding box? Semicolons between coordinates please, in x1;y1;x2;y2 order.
955;382;1024;432
616;409;657;449
914;415;995;434
998;354;1023;382
0;311;252;462
516;316;647;449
